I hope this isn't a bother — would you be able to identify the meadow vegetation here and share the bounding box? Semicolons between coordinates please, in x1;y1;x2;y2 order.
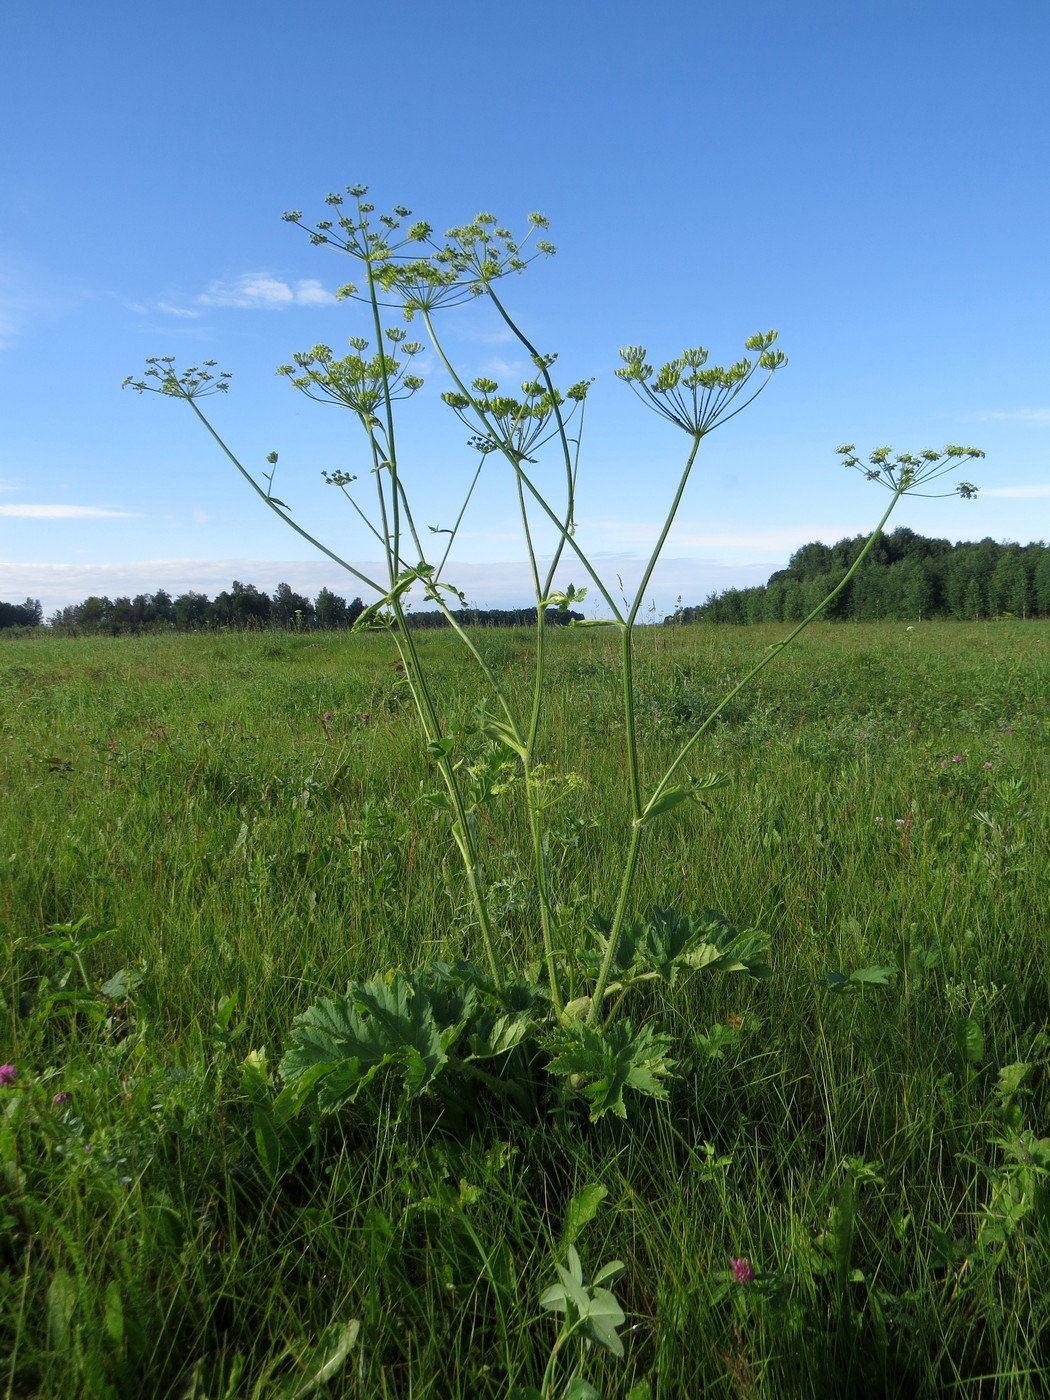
3;185;1044;1398
2;621;1047;1398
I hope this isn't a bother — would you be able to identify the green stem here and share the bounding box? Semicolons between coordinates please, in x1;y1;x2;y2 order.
433;457;485;583
587;490;904;1023
586;823;644;1023
390;602;505;989
587;434;704;1019
626;432;703;628
183;399;385;596
362;218;402;573
621;623;643;823
420;311;624;621
529;801;563;1014
648;489;905;810
420;592;523;741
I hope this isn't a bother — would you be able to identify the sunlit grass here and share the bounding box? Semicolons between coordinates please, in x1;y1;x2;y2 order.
1;621;1047;1398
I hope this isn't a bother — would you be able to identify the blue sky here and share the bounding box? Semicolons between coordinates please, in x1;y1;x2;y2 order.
2;0;1048;618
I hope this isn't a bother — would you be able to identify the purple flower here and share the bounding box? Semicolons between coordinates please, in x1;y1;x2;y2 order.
730;1256;754;1285
360;712;371;724
323;712;332;721
0;1064;16;1087
952;755;963;763
52;1091;72;1106
983;762;992;769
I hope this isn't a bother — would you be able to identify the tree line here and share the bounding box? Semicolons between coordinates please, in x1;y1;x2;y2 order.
0;598;44;630
0;580;586;633
670;530;1050;624
44;582;364;633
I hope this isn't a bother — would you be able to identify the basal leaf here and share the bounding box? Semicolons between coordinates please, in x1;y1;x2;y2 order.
547;1019;674;1121
279;970;461;1112
466;1010;533;1059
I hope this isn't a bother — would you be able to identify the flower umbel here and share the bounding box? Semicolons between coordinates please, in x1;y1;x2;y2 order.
837;444;984;498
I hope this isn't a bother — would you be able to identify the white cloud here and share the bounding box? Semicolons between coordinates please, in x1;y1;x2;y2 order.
0;505;140;519
197;275;334;310
982;484;1050;498
973;408;1050;423
0;478;16;492
0;555;777;618
478;357;529;380
156;302;201;319
291;280;333;307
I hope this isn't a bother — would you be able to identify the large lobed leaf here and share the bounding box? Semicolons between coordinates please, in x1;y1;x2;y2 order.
279;962;540;1114
279;970;460;1112
546;1019;674;1121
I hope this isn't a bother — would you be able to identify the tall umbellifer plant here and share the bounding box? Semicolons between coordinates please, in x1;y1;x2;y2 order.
125;185;983;1122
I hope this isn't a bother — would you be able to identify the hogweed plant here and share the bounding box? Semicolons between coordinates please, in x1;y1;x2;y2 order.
125;184;984;1125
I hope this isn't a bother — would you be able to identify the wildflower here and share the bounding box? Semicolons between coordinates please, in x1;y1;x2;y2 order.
895;819;906;828
323;712;332;721
983;762;992;769
874;816;884;825
0;1064;16;1087
52;1091;72;1106
940;760;948;768
952;756;963;763
730;1256;754;1285
360;712;371;724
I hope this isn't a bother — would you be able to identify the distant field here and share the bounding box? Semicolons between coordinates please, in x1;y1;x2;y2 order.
2;621;1048;1398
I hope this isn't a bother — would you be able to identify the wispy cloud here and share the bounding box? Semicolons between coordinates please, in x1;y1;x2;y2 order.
197;275;334;310
156;302;202;319
0;505;140;519
581;520;856;552
0;478;16;492
982;484;1050;498
477;356;530;380
972;408;1050;423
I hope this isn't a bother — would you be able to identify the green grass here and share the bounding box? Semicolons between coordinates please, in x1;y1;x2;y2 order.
1;621;1048;1398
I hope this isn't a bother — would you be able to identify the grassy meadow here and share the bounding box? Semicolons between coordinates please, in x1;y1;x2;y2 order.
1;620;1048;1398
